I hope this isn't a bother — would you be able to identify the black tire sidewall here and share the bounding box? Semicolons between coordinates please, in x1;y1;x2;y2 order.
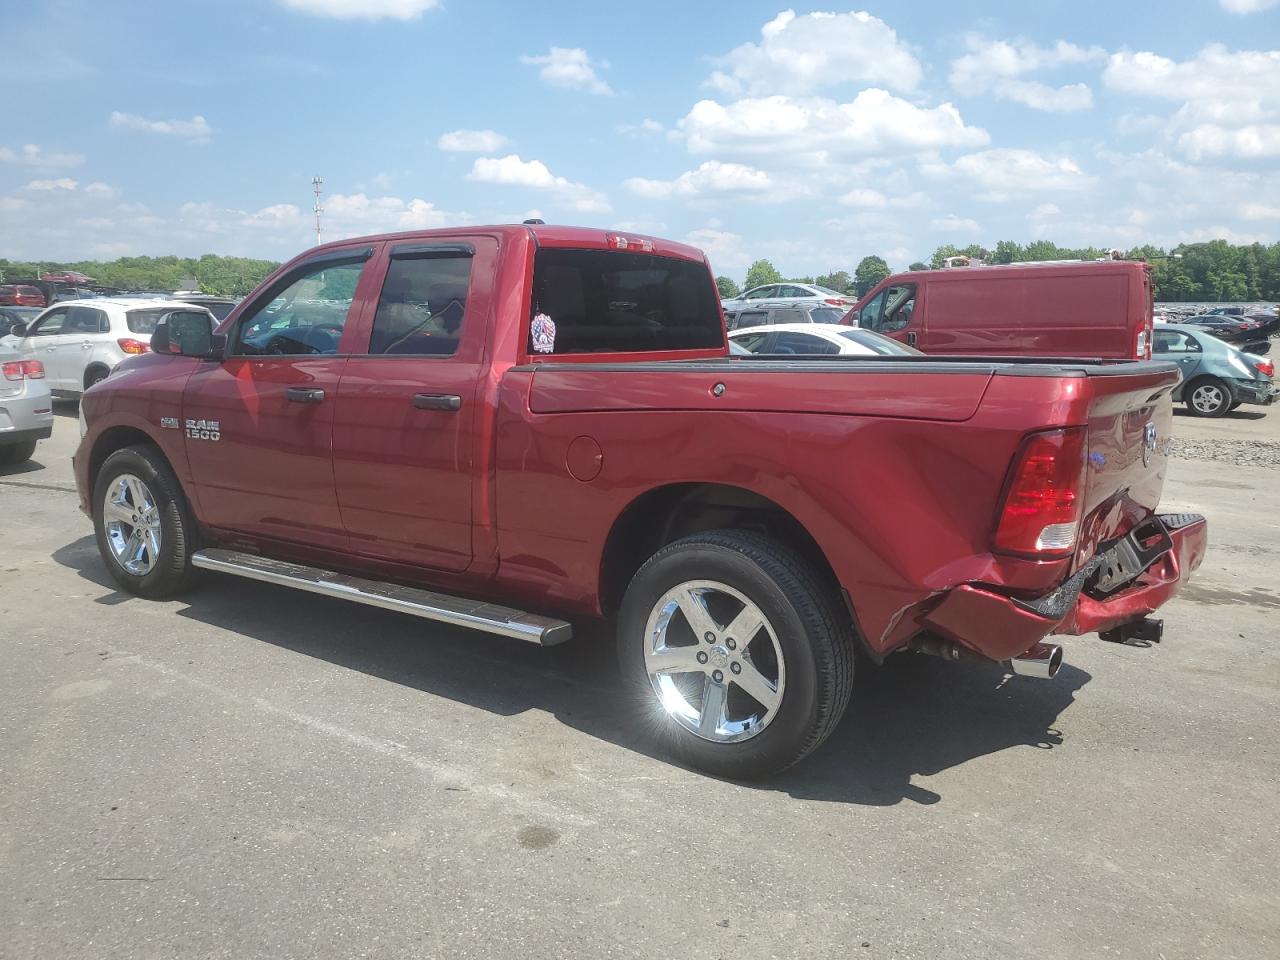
618;539;831;779
0;440;37;465
92;446;195;597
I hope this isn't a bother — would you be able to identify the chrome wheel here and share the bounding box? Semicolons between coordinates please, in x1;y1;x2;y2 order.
102;473;162;575
1191;382;1226;414
643;580;785;743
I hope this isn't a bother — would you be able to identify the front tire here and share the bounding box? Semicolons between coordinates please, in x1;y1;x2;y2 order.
93;445;198;597
617;530;855;779
1185;377;1232;417
0;440;37;466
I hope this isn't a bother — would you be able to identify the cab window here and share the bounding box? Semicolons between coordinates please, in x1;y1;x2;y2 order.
27;308;67;336
880;284;917;333
368;254;472;356
743;285;775;301
234;258;366;356
857;290;886;330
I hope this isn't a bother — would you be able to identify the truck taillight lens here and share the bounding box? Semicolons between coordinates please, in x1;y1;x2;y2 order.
993;427;1087;558
2;359;44;380
117;338;149;355
1136;328;1150;359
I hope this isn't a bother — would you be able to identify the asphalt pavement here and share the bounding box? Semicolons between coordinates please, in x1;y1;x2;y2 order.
1;400;1277;960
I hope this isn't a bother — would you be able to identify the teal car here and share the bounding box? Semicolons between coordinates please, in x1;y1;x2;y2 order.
1154;324;1277;417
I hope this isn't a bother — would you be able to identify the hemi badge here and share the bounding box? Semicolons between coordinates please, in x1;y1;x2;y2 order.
160;417;180;429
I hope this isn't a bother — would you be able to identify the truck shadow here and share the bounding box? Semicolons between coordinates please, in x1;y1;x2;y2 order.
53;535;1091;807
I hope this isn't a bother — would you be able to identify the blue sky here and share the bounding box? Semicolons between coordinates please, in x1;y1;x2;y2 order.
2;0;1278;279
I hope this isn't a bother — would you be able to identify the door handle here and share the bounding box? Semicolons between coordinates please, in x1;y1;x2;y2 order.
81;342;92;349
906;331;918;347
285;387;326;404
412;393;462;411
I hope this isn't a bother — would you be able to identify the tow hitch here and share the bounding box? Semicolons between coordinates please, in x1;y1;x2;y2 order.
1100;617;1163;646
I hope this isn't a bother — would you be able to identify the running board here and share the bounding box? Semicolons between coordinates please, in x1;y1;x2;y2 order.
190;548;572;646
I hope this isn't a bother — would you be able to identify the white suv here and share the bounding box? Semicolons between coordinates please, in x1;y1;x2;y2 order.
14;299;209;397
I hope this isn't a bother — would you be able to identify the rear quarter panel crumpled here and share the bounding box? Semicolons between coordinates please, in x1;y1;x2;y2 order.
492;361;1179;658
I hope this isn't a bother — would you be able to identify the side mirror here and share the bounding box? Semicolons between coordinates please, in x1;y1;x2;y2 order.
10;322;27;338
154;310;219;357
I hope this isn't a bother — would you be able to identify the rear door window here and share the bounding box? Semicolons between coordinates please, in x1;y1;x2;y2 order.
734;310;770;329
529;249;723;354
808;307;845;324
368;253;473;356
770;308;808;325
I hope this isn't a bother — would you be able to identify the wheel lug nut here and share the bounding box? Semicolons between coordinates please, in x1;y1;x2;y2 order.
730;662;742;675
712;670;723;683
696;651;708;665
703;632;715;644
726;638;736;650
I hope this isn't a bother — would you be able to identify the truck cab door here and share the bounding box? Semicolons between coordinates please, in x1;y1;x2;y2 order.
182;245;380;551
331;237;498;572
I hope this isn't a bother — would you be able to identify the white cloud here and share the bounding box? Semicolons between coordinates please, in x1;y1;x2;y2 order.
929;214;981;234
84;182;118;198
520;47;612;95
467;154;610;212
1220;0;1279;12
0;143;85;169
1240;202;1280;219
685;227;751;271
110;112;213;143
624;161;773;199
839;188;888;208
949;35;1105;113
1104;45;1280;159
678;90;988;160
707;9;922;96
618;118;665;136
25;178;78;191
278;0;440;20
947;148;1094;198
437;129;509;152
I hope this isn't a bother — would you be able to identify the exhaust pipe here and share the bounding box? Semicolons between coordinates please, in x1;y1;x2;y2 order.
1007;643;1064;679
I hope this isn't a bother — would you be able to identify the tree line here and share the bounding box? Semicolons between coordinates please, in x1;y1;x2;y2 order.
0;254;281;297
716;239;1280;303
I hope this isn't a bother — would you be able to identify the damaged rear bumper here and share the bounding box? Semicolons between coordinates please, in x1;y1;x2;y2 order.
920;513;1208;663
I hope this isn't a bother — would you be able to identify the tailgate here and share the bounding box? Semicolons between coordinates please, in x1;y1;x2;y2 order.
1075;367;1178;565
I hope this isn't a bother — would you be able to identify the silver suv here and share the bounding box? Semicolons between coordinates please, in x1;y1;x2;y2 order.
13;299;211;397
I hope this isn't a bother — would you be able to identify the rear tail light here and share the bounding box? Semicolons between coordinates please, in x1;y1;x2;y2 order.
1257;358;1274;379
117;338;149;355
824;298;844;306
1135;327;1150;359
993;427;1088;558
2;359;44;380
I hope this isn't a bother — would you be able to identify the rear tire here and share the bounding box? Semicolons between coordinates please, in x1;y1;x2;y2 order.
617;530;855;779
84;366;110;390
1185;377;1232;418
0;440;37;466
93;445;199;598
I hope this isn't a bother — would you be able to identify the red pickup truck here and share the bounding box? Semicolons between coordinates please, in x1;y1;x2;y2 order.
75;225;1207;778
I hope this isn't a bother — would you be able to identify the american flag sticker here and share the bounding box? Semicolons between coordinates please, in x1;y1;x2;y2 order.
531;312;556;353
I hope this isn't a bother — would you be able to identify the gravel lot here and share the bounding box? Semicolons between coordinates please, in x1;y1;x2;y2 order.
1;400;1277;960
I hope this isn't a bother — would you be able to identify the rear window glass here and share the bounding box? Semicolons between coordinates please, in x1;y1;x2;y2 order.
126;308;171;334
204;302;236;322
530;249;723;354
809;307;845;324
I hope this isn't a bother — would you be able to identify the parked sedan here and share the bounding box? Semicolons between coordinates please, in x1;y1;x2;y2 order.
729;323;924;357
721;281;855;313
724;301;849;331
1154;324;1276;417
14;298;212;397
0;340;54;465
1181;315;1265;344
